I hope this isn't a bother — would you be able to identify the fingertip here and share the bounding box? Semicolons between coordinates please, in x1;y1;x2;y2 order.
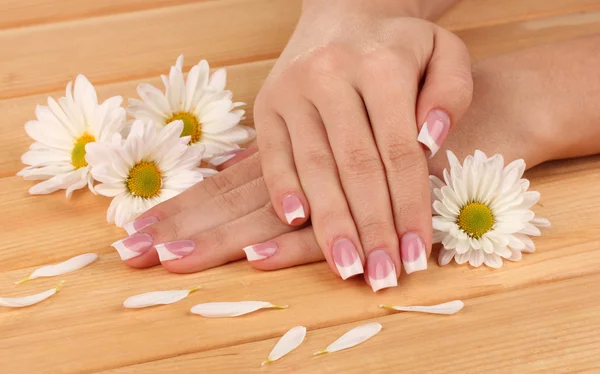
122;249;161;269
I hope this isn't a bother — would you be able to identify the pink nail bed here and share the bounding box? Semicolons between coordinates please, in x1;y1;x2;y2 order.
401;232;428;274
123;216;159;235
111;233;154;261
155;240;196;262
367;249;397;292
332;238;363;280
282;194;305;224
417;109;451;158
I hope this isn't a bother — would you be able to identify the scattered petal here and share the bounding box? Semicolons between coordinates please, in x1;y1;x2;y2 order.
380;300;464;315
262;326;307;366
15;253;98;285
190;301;288;318
123;286;201;309
314;322;382;355
0;281;64;308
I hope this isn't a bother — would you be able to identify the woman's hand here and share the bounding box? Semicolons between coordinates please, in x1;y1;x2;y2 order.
253;0;473;289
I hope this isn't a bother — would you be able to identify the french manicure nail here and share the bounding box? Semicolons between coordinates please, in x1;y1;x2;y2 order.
332;238;364;280
401;232;428;274
111;233;154;261
367;249;398;292
123;216;160;235
282;194;305;224
155;240;196;262
209;149;245;166
243;242;278;261
417;109;451;158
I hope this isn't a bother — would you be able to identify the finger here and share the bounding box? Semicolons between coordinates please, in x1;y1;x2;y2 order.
118;176;271;269
254;100;310;227
417;27;473;159
154;203;296;273
359;52;432;278
122;152;262;235
314;82;400;292
284;99;365;280
211;141;259;170
244;227;325;271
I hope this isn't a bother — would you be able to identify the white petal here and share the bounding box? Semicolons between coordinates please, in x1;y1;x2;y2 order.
123;286;200;309
531;217;551;227
438;248;456;266
15;253;97;284
315;323;382;355
483;253;503;268
507;249;523;262
0;282;63;308
455;251;471;264
190;301;288;318
380;300;464;315
262;326;307;366
468;249;484;267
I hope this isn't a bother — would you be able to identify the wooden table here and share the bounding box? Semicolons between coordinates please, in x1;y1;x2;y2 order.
1;1;600;373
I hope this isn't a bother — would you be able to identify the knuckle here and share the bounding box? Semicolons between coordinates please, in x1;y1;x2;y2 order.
306;47;345;76
303;149;336;172
380;141;422;171
340;147;384;179
145;218;180;243
209;171;236;194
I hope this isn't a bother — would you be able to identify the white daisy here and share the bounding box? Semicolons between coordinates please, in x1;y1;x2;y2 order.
17;75;126;197
127;55;254;159
431;150;550;268
85;120;216;227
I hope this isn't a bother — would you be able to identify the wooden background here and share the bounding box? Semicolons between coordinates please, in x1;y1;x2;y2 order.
1;0;600;373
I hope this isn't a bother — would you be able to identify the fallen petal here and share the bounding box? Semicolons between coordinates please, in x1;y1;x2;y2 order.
123;286;201;308
262;326;306;366
16;253;98;284
314;322;381;355
190;301;288;318
380;300;464;315
0;281;64;308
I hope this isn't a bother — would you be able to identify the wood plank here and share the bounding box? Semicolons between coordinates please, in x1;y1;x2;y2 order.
2;1;600;100
0;164;599;373
441;0;600;30
99;273;600;373
0;0;301;99
0;0;210;30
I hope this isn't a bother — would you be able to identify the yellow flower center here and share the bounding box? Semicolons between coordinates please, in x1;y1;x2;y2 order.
457;202;494;238
126;161;162;198
71;133;96;169
167;111;202;144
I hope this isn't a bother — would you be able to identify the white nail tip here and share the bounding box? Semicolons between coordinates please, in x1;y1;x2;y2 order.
242;246;267;262
314;322;382;355
155;244;182;262
123;222;137;235
190;301;288;318
369;272;398;293
336;257;364;280
284;206;305;224
15;253;98;284
123;286;201;309
0;281;64;308
262;326;306;366
417;122;440;158
112;240;142;261
209;153;237;166
403;250;428;275
380;300;464;315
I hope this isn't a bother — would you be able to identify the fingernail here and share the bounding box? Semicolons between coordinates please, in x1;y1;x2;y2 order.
123;216;159;235
243;242;278;261
401;232;428;274
282;194;305;224
155;240;196;262
417;109;450;158
332;238;363;280
209;149;245;166
111;233;154;261
367;249;398;292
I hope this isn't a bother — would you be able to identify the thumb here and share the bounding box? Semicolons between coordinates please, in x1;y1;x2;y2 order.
417;27;473;159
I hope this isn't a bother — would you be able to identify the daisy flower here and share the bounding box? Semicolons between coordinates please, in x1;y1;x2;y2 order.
431;150;550;268
17;75;126;196
127;55;254;159
86;120;216;227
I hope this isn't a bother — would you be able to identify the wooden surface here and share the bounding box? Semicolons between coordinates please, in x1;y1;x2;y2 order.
1;1;600;373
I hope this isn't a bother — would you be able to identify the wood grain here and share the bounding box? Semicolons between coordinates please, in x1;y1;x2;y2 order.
1;0;600;373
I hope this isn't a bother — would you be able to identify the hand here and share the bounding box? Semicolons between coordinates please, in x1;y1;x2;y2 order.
253;0;473;289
